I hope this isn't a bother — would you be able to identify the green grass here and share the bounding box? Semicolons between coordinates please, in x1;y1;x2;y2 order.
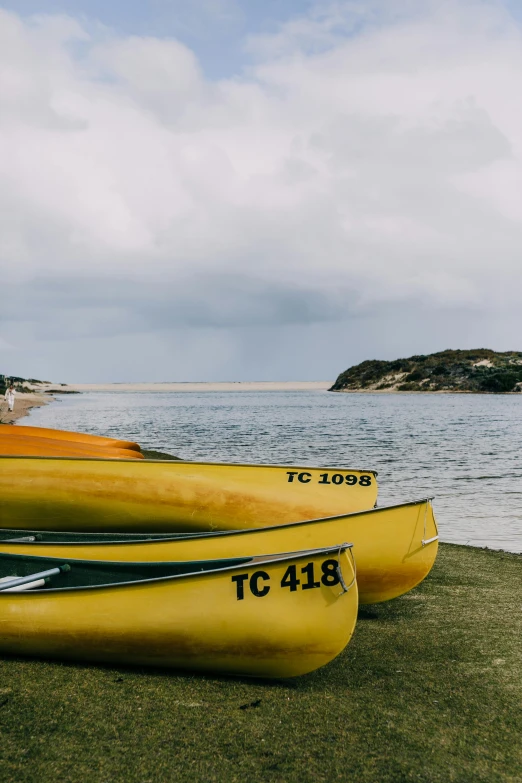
0;544;520;783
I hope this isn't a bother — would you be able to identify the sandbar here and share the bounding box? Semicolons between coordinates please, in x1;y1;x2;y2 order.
33;381;333;393
3;381;331;424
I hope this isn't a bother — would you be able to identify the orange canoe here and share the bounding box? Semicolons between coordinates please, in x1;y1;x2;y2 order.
0;435;143;460
0;425;141;452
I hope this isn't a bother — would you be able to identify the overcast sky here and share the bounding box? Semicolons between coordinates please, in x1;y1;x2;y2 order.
1;0;522;382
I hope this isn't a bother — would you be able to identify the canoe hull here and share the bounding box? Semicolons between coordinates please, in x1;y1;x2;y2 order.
0;499;438;604
0;436;143;459
0;548;357;678
0;424;141;451
0;457;377;532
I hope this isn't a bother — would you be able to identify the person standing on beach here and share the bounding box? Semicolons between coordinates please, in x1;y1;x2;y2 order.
4;383;15;412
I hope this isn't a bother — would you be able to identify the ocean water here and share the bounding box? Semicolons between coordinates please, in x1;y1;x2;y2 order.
21;390;522;553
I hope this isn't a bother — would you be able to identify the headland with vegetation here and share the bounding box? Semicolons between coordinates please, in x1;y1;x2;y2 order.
330;349;522;394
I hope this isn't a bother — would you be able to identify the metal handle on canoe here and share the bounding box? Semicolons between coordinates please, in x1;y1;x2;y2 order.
0;564;71;592
336;543;356;596
421;499;439;546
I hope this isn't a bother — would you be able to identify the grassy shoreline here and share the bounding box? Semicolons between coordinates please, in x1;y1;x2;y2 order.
0;543;520;782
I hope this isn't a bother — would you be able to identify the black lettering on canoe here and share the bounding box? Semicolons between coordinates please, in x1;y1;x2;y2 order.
280;564;300;591
250;571;270;597
321;560;341;587
301;562;320;589
286;471;299;483
297;472;312;483
232;574;249;600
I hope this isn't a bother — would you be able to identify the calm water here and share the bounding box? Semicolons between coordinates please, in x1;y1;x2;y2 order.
22;391;522;553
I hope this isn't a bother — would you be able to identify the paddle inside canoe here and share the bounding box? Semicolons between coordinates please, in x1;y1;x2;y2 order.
0;551;254;590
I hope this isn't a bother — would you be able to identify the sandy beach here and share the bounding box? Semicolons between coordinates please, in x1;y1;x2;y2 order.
0;392;52;425
31;381;333;393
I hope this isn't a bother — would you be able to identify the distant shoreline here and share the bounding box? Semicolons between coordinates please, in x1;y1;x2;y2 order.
31;381;334;393
4;382;332;423
19;380;522;398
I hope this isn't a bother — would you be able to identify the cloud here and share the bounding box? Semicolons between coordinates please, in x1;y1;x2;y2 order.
1;2;522;379
1;273;353;340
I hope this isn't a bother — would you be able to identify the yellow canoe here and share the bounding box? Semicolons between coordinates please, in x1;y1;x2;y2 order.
0;435;144;460
0;456;378;532
0;425;141;452
0;499;438;604
0;546;357;678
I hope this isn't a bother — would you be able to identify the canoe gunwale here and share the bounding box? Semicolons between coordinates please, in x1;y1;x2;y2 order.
0;454;377;475
0;544;354;595
0;498;435;546
0;455;145;462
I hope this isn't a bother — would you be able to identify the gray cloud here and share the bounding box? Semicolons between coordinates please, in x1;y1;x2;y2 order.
1;2;522;380
2;273;357;339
